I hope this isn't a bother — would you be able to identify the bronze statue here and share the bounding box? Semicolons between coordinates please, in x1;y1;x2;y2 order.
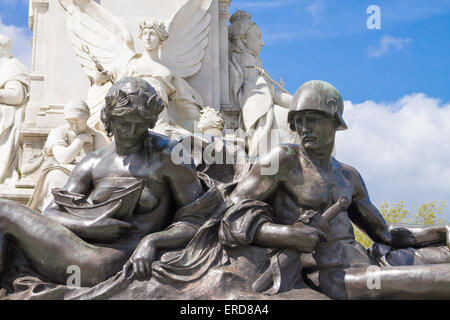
224;80;450;299
0;78;222;292
1;77;449;300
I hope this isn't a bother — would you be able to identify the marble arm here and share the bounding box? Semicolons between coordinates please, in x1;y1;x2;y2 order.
93;70;112;86
52;134;89;165
0;80;26;105
273;90;293;109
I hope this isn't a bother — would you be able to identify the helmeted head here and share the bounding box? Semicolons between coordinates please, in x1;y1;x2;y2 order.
101;77;165;145
64;99;90;134
288;80;347;132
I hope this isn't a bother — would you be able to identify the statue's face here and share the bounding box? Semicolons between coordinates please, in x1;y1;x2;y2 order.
67;118;88;134
245;24;264;56
141;28;160;51
294;110;337;151
111;110;150;149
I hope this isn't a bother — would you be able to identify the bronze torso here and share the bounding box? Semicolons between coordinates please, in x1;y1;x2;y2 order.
270;145;372;269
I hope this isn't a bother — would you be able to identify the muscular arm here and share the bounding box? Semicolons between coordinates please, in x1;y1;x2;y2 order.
346;167;392;245
388;223;449;248
146;147;205;251
42;160;92;232
230;149;285;203
0;80;26;105
125;146;207;278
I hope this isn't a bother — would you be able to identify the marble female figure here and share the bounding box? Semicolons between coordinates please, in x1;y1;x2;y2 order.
225;80;450;299
0;35;30;184
228;10;297;158
0;78;218;289
27;99;109;211
59;0;212;133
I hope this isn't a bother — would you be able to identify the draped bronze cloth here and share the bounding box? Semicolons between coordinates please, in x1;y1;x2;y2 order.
0;172;307;299
0;174;227;300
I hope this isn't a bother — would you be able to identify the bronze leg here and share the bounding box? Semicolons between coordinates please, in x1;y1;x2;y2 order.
344;264;450;299
0;199;127;287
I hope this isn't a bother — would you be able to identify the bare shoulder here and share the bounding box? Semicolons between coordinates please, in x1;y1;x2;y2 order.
149;131;191;163
258;144;301;178
76;144;110;172
148;131;197;176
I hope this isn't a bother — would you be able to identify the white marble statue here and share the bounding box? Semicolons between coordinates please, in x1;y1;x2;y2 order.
228;10;297;158
198;106;225;137
59;0;212;133
28;99;109;212
192;107;249;182
0;35;30;184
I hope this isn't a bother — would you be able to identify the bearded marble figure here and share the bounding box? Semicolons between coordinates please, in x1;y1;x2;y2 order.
0;35;30;184
59;0;212;133
228;10;297;158
27;99;109;212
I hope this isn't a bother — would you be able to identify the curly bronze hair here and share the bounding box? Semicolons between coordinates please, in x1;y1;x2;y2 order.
101;77;165;136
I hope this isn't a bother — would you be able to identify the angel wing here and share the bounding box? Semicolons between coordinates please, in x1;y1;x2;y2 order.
160;0;213;78
59;0;135;79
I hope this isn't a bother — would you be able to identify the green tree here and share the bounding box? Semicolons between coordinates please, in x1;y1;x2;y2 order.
353;200;447;249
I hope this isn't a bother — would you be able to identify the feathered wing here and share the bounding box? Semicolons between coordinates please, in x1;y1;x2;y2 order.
58;0;135;79
160;0;213;78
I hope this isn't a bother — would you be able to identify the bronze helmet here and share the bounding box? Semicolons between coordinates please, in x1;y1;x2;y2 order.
288;80;348;131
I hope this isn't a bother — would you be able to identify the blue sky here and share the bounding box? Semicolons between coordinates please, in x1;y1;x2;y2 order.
228;0;450;220
229;0;450;103
0;0;449;219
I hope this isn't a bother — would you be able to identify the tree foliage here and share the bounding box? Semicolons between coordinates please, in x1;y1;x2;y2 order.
354;200;447;248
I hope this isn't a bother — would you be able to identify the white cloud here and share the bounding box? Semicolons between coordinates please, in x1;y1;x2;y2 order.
0;16;32;68
307;0;327;25
336;94;450;218
368;35;412;58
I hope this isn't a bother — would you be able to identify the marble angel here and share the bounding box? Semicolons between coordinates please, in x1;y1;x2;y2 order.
59;0;212;133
